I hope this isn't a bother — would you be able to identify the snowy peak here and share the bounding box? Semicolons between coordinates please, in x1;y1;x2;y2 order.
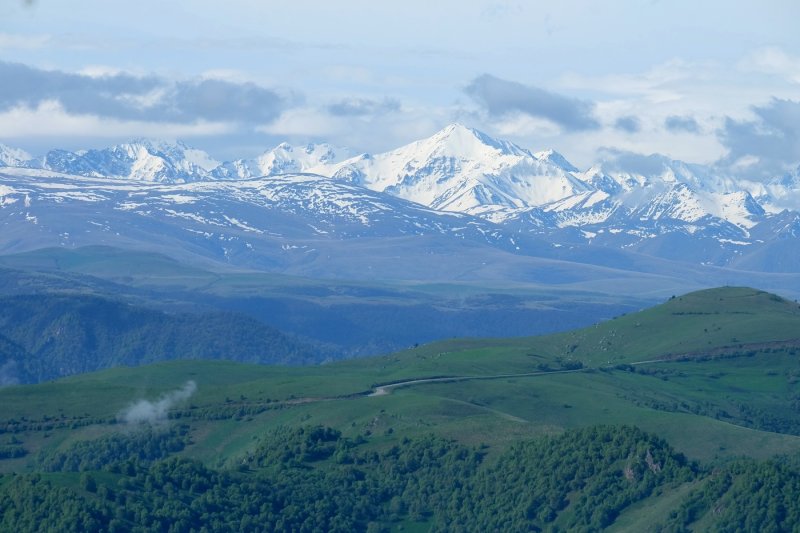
122;138;220;172
572;167;766;230
418;123;533;158
37;139;218;183
714;190;765;228
761;165;800;210
102;138;220;180
262;141;351;172
212;142;354;180
0;125;797;250
0;144;31;167
587;152;740;194
328;123;591;214
534;149;578;172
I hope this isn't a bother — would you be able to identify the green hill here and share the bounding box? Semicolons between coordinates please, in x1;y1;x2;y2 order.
546;286;800;364
0;293;326;383
2;286;800;531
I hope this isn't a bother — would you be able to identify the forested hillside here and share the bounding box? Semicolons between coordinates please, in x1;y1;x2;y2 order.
2;424;799;532
0;293;323;383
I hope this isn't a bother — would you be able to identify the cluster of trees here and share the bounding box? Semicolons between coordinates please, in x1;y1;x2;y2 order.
3;423;800;531
35;425;189;472
658;455;800;532
0;424;717;532
431;426;695;531
0;443;26;459
0;474;111;532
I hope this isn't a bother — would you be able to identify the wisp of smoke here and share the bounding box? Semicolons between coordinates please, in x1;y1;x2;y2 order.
118;380;197;425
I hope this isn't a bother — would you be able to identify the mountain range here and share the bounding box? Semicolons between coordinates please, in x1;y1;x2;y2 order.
1;124;800;294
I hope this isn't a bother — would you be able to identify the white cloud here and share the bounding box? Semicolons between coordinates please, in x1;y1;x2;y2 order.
479;118;726;169
564;129;723;169
115;87;171;110
258;104;449;154
77;65;127;78
740;47;800;85
730;155;760;171
558;59;696;102
0;32;50;50
257;107;343;138
0;61;293;125
0;100;234;139
717;98;800;178
491;114;563;138
199;68;250;83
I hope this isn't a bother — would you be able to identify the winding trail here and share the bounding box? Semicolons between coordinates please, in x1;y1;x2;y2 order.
367;367;589;397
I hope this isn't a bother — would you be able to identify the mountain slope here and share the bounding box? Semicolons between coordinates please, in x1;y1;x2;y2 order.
0;165;729;294
329;123;592;215
2;126;800;273
212;142;353;180
0;292;325;383
0;144;31;167
35;139;218;182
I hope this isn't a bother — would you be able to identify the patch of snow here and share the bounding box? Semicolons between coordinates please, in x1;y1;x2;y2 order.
158;194;197;204
222;215;263;233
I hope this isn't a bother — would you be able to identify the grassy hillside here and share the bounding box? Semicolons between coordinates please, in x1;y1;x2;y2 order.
1;286;800;531
545;286;800;364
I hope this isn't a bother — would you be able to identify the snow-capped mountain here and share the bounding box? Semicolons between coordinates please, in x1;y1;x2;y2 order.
0;144;31;167
328;123;592;215
0;166;533;277
565;154;766;227
34;139;219;183
4;165;798;295
760;165;800;211
212;142;353;180
2;124;800;274
533;149;579;172
494;150;771;248
579;153;743;195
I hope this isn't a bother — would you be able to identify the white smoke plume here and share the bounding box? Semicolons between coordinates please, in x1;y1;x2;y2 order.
118;380;197;425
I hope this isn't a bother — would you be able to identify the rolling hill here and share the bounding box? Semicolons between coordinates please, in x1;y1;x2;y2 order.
1;286;800;530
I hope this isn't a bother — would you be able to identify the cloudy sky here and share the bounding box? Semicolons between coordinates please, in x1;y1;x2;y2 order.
1;0;799;178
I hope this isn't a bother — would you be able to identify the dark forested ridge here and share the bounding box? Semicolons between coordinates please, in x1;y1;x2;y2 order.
0;293;324;383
